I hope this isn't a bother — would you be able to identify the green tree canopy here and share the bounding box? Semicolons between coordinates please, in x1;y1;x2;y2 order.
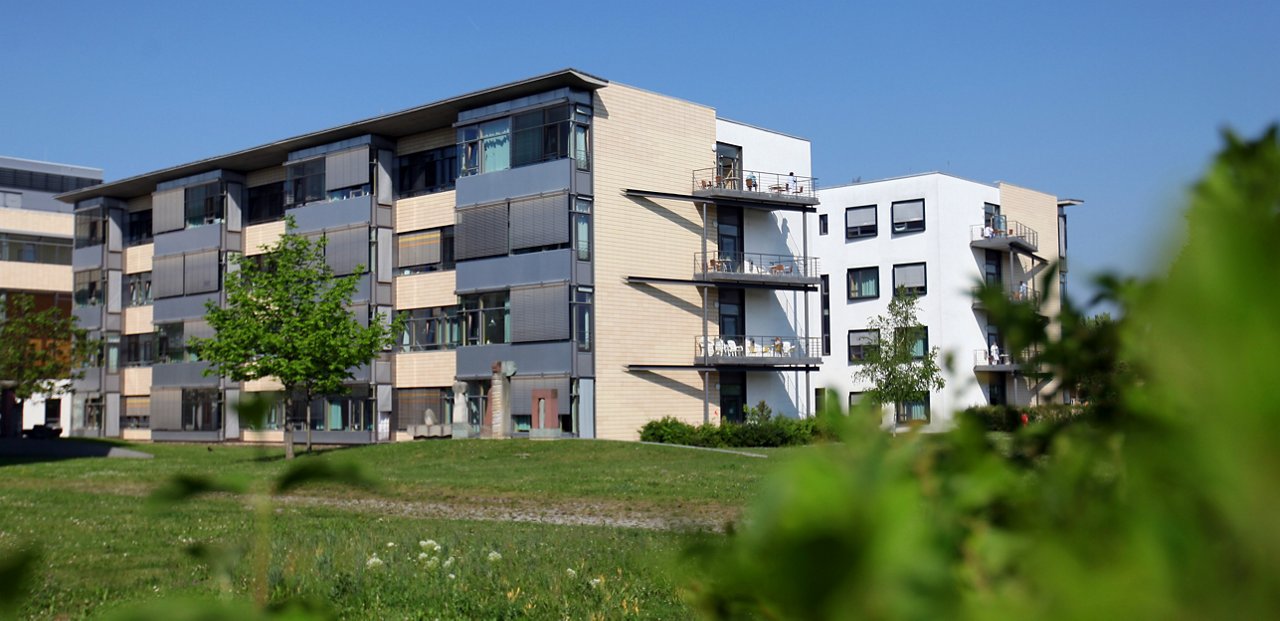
852;288;945;418
189;218;399;457
0;293;96;400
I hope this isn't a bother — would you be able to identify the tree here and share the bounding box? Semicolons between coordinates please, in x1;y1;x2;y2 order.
189;218;398;459
0;293;97;437
852;288;944;424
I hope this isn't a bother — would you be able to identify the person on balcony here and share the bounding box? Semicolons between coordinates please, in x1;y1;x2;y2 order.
1018;280;1029;301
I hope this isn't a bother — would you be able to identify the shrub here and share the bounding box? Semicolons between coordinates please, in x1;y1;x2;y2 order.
639;402;821;448
960;404;1085;431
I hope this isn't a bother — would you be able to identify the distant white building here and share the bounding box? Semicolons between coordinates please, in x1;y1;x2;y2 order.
810;173;1075;430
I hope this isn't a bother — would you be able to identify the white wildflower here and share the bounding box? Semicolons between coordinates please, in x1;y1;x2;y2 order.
419;539;442;554
447;573;456;580
426;556;440;569
386;542;396;548
589;577;603;588
366;554;384;569
442;556;455;569
565;568;577;578
418;552;430;561
487;550;502;562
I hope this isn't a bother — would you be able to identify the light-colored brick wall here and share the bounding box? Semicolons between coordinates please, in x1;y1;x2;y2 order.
246;166;286;187
592;83;718;440
243;377;284;392
395;351;456;388
123;305;153;335
121;367;151;396
0;206;71;237
395;271;456;309
125;243;153;274
0;261;70;293
243;221;286;255
394;191;455;232
999;182;1063;401
396;128;455;156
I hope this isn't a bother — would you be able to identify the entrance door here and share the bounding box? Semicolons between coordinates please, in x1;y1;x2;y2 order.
719;372;746;423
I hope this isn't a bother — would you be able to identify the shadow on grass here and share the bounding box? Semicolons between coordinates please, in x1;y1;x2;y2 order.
0;437;152;467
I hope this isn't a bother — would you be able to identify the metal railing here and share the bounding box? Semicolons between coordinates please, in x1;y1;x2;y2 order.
970;219;1039;250
696;335;822;361
972;348;1038;368
692;168;817;200
695;251;819;279
972;285;1040;306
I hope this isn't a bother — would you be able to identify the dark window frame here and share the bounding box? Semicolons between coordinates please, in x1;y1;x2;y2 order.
396;145;458;199
819;213;829;235
126;210;153;245
848;329;879;364
895;393;931;425
395;226;455;275
892;262;928;296
183;182;224;228
895;325;929;361
819;274;831;356
845;205;877;239
398;306;462;352
246;181;286;225
891;198;926;234
847;266;880;300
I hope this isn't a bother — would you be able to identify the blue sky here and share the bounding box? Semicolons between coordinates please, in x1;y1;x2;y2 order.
3;0;1277;300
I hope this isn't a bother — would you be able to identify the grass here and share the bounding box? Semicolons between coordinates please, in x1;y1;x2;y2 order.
0;439;783;619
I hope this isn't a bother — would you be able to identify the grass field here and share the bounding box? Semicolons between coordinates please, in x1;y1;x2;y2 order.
0;439;785;619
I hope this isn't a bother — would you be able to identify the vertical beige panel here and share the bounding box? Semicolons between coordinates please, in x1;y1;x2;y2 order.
0;262;70;293
0;207;73;236
999;182;1062;401
246;166;286;187
396;128;456;156
244;220;286;255
394;351;456;388
591;84;718;440
394;191;455;232
125;243;153;274
123;305;153;335
122;367;153;396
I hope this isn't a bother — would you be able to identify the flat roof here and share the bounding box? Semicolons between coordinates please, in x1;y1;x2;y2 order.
0;155;102;179
57;68;609;204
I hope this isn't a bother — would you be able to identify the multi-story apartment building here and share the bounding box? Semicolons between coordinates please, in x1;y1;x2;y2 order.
0;156;102;434
810;173;1075;429
57;69;820;443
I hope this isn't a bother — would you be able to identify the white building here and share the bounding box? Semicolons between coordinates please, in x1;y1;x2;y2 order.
810;172;1072;430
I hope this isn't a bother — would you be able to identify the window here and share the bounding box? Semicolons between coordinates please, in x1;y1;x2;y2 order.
819;214;829;235
460;118;511;177
893;263;927;296
123;396;150;429
156;322;194;363
126;210;153;245
896;394;930;425
459;104;590;176
246;182;285;224
395;388;454;430
460;291;510;346
306;386;372;432
326;183;370;202
123;333;157;367
73;269;102;307
847;266;879;300
184;183;223;227
286;159;325;207
848;329;879;364
849;392;864;408
820;275;831;356
0;232;71;265
573;286;593;352
512;105;571;168
399;306;461;351
396;226;454;274
896;326;928;361
891;199;925;233
845;205;877;239
573;197;592;261
0;167;97;193
181;388;222;431
396;145;458;198
74;207;105;248
126;272;153;307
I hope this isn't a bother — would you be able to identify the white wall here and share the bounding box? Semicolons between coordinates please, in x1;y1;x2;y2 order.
21;386;72;430
716;119;814;418
811;173;999;429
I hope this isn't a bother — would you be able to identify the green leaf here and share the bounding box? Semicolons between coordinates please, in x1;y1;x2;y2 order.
148;474;248;509
272;460;376;495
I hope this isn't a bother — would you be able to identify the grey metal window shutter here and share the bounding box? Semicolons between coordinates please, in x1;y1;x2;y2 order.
326;148;370;191
150;389;182;431
510;192;569;250
183;250;219;295
455;202;509;260
397;229;442;268
326;227;368;275
153;254;185;299
894;263;926;288
846;206;876;227
152;189;185;234
511;282;569;342
892;199;924;223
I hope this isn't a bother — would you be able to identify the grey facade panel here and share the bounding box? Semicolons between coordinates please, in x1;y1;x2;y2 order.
152;361;219;388
152;254;184;299
325;148;370;191
73;245;102;270
106;270;122;314
377;384;393;413
149;388;182;430
455;158;571;207
323;226;368;276
508;376;570;418
376;227;392;283
455;341;574;379
288;194;372;233
183;250;220;294
106;208;123;253
578;378;595;439
376;149;394;206
74;370;100;393
455;249;572;293
73;305;100;330
509;192;569;250
455;202;508;260
154;224;221;256
152;189;185;234
153;292;218;322
223;389;241;439
511;282;569;343
104;393;120;437
226;182;243;233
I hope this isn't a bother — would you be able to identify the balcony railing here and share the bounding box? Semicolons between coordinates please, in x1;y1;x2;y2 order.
696;335;822;366
972;348;1037;371
695;251;820;284
692;168;817;201
971;285;1041;308
970;219;1039;252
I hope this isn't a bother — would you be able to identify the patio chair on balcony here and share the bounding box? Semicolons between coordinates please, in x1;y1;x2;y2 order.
725;340;742;357
781;341;794;357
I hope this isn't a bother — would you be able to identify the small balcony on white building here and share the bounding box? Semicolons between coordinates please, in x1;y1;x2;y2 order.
970;219;1039;254
972;348;1036;373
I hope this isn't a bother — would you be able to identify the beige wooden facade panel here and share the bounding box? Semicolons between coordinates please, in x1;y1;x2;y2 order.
122;367;152;396
125;243;153;274
123;304;153;335
0;261;70;292
999;182;1062;312
244;221;286;255
590;83;719;441
394;191;455;232
127;195;153;212
394;271;456;309
241;429;284;443
396;128;455;156
247;166;286;187
394;351;456;388
243;377;284;392
0;207;72;237
121;428;151;441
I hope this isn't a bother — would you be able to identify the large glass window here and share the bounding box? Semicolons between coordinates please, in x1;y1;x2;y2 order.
891;199;925;233
123;333;157;367
307;387;372;432
848;329;879;364
74;207;106;248
573;286;593;352
573;197;592;262
820;275;831;356
0;232;71;265
395;388;453;430
126;272;152;307
845;205;877;239
460;104;590;176
156;322;193;363
181;388;222;431
847;266;879;300
893;262;927;296
246;181;285;224
460;292;510;346
126;210;153;245
184;183;223;227
896;326;928;361
73;269;103;307
896;394;930;424
399;306;461;351
512;105;571;168
396;226;455;274
286;159;326;207
396;146;458;198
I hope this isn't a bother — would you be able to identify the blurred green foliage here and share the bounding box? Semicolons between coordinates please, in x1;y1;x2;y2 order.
686;127;1280;620
639;401;828;448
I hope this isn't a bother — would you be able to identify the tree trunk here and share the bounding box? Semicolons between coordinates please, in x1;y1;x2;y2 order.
283;395;295;461
304;391;313;453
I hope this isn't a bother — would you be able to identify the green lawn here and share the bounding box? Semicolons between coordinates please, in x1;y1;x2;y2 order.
0;439;783;619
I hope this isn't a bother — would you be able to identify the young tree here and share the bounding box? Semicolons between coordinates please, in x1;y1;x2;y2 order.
0;294;97;437
189;219;398;459
852;288;945;424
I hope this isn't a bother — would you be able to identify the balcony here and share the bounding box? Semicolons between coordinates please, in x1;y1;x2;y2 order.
695;335;822;367
970;220;1039;253
694;251;820;287
972;349;1035;373
691;168;819;207
971;285;1041;310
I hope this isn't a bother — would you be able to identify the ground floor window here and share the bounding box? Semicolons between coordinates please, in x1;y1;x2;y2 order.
181;389;222;431
719;372;746;423
895;394;930;425
123;396;150;429
72;395;102;433
395;388;453;431
43;398;61;427
306;386;373;432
